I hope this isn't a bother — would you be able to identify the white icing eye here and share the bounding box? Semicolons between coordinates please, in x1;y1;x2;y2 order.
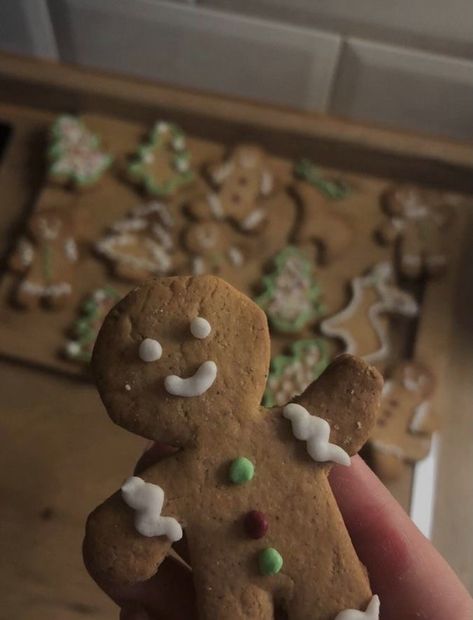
190;317;211;339
139;338;162;362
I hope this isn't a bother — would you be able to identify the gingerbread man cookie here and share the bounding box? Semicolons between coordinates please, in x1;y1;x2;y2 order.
370;361;436;480
95;202;175;282
256;246;323;334
48;115;113;189
84;275;383;619
188;144;275;232
9;208;79;309
292;182;353;263
378;185;454;279
320;263;418;364
127;121;194;197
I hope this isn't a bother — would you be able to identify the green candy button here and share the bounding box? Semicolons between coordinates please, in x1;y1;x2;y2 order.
229;457;254;485
258;547;283;576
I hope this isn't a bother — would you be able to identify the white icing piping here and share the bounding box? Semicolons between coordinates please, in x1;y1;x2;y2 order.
334;595;380;619
121;477;182;542
165;360;217;397
283;403;351;467
190;317;211;339
409;401;431;433
139;338;163;362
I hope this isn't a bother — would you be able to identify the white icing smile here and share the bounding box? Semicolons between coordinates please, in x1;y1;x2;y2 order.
165;360;217;397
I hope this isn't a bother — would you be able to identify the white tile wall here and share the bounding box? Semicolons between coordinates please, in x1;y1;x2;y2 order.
0;0;57;59
47;0;342;111
200;0;473;60
331;38;473;142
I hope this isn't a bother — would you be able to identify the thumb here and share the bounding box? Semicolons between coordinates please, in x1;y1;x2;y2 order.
330;455;472;620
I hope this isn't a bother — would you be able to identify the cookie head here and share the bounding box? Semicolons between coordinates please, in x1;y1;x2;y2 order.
92;275;270;445
398;362;435;398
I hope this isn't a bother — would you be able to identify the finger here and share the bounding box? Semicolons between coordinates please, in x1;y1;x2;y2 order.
330;455;473;620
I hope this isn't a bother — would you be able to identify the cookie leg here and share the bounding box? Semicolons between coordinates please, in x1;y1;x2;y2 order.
84;491;171;589
114;261;153;283
44;282;73;309
15;279;43;308
196;581;274;620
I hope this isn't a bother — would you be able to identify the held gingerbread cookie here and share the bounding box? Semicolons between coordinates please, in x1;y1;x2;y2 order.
9;208;79;308
188;145;275;232
84;275;383;619
378;185;454;279
320;262;418;364
370;361;436;480
48;115;113;189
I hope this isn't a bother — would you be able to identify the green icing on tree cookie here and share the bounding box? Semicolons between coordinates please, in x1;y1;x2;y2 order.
256;247;323;334
48;115;113;188
264;339;329;408
127;121;194;197
294;158;351;200
65;286;120;364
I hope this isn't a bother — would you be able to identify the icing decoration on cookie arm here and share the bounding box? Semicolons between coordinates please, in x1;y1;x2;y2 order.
335;595;380;620
283;403;351;466
295;354;383;457
121;477;182;541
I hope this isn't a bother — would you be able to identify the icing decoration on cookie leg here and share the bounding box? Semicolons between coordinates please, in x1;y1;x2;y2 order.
294;158;352;200
48;115;112;189
283;403;351;466
264;338;328;407
244;510;268;539
229;457;255;485
190;317;211;339
139;338;163;362
165;360;217;397
127;122;194;197
258;548;283;576
121;476;182;542
320;262;418;363
334;594;380;620
256;247;323;334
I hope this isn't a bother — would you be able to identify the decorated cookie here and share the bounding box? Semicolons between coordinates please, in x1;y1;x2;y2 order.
64;286;120;364
292;181;353;263
378;184;454;279
187;144;275;232
256;246;323;333
127;121;193;197
84;275;382;619
183;220;245;276
370;361;436;480
264;338;329;407
295;158;352;201
9;208;79;309
48;115;112;189
320;262;418;364
95;201;175;282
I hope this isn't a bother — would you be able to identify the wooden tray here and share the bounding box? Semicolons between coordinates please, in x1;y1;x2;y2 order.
0;53;472;603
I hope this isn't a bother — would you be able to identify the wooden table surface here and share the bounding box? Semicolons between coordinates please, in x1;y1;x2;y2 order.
0;53;472;620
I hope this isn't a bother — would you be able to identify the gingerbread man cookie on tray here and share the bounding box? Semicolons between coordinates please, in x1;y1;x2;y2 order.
378;185;454;279
9;208;79;309
84;275;382;620
370;361;436;480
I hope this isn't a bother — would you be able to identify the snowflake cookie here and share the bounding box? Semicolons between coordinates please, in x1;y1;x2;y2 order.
256;247;323;333
48;115;112;189
65;286;120;364
320;262;418;364
95;202;175;282
264;339;329;407
127;121;193;197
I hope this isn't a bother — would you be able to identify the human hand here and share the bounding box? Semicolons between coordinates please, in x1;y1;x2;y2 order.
96;446;472;620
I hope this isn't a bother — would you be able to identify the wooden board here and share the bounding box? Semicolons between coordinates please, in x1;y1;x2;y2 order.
0;55;472;620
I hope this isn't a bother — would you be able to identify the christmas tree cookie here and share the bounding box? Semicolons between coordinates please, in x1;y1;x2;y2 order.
64;286;120;364
48;115;112;189
256;247;323;333
264;339;329;407
127;121;193;197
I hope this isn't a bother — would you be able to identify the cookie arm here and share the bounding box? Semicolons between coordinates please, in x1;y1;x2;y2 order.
9;238;34;273
84;490;173;588
295;354;383;456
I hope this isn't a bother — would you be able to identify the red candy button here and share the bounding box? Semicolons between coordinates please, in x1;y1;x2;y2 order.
244;510;268;539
